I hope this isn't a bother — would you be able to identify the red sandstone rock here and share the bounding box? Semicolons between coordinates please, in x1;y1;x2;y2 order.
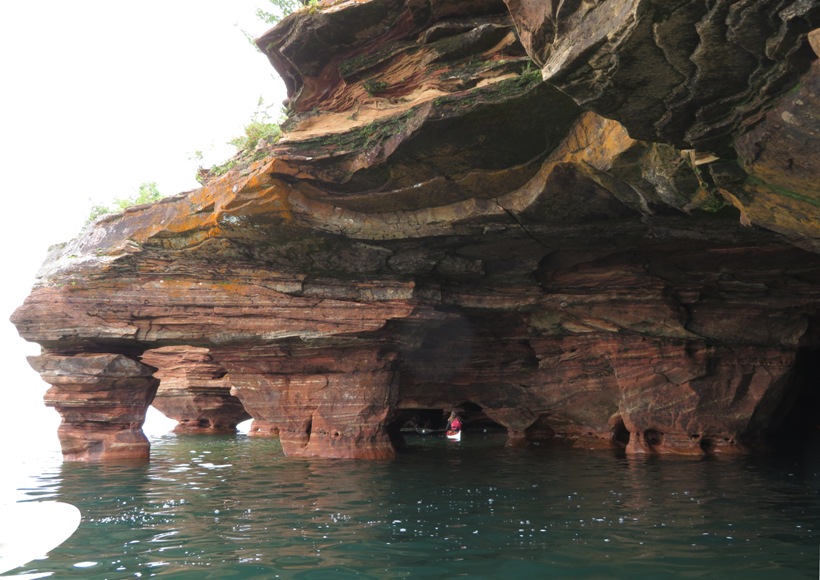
28;353;158;462
11;0;820;461
222;344;398;459
142;346;250;433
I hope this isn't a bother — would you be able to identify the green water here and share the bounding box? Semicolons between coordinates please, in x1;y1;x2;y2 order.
8;433;820;578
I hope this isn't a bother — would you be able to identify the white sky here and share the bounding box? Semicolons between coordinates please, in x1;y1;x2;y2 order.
0;1;288;462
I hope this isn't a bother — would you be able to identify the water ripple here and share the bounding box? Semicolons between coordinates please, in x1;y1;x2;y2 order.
5;433;819;578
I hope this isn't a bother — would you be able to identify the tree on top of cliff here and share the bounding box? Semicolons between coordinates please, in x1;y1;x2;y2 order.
256;0;300;25
86;181;164;223
196;97;284;185
240;0;315;47
228;96;283;151
256;0;313;25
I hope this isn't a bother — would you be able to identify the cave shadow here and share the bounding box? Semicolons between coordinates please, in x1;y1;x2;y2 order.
765;345;820;454
388;401;506;453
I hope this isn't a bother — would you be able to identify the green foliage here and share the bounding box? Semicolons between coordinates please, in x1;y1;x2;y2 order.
255;0;307;25
240;0;312;48
86;203;113;224
86;181;163;223
209;158;237;178
195;98;284;185
230;96;283;152
229;119;282;151
363;79;389;95
128;181;163;207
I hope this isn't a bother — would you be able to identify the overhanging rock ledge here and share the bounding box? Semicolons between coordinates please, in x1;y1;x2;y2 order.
12;0;820;461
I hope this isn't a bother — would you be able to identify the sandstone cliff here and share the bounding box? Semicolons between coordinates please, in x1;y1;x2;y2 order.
12;0;820;461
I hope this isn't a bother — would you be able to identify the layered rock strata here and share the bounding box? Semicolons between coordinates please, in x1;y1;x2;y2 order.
12;0;820;461
142;347;250;434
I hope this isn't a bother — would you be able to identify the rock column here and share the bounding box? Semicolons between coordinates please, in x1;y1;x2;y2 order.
28;352;159;462
226;345;398;459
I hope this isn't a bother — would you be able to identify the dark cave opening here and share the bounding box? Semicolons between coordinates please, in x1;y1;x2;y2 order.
698;436;716;454
395;408;449;434
611;417;631;448
524;415;556;442
305;416;313;438
388;402;506;449
767;346;820;448
643;428;664;451
454;401;505;432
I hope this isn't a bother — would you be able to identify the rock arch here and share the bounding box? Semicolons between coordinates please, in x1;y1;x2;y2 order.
142;346;250;434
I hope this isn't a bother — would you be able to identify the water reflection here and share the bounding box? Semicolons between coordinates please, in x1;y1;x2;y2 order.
7;433;819;578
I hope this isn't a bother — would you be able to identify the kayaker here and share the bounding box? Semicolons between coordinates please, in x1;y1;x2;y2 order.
446;411;462;434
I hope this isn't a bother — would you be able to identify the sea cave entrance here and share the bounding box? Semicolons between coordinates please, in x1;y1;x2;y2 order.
388;401;506;450
765;346;820;450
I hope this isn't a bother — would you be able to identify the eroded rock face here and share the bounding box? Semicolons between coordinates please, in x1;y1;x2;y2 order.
12;0;820;461
223;343;398;459
510;0;816;151
28;353;159;461
142;347;250;434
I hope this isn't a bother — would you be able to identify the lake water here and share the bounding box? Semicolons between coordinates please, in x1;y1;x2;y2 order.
4;431;819;579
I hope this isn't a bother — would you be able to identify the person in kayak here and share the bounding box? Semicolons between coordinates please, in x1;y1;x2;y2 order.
446;411;462;436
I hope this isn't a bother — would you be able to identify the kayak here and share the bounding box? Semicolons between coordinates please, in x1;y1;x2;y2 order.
446;430;461;441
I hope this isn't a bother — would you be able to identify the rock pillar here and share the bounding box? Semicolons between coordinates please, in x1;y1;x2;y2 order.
482;407;540;446
28;352;159;462
226;345;398;459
